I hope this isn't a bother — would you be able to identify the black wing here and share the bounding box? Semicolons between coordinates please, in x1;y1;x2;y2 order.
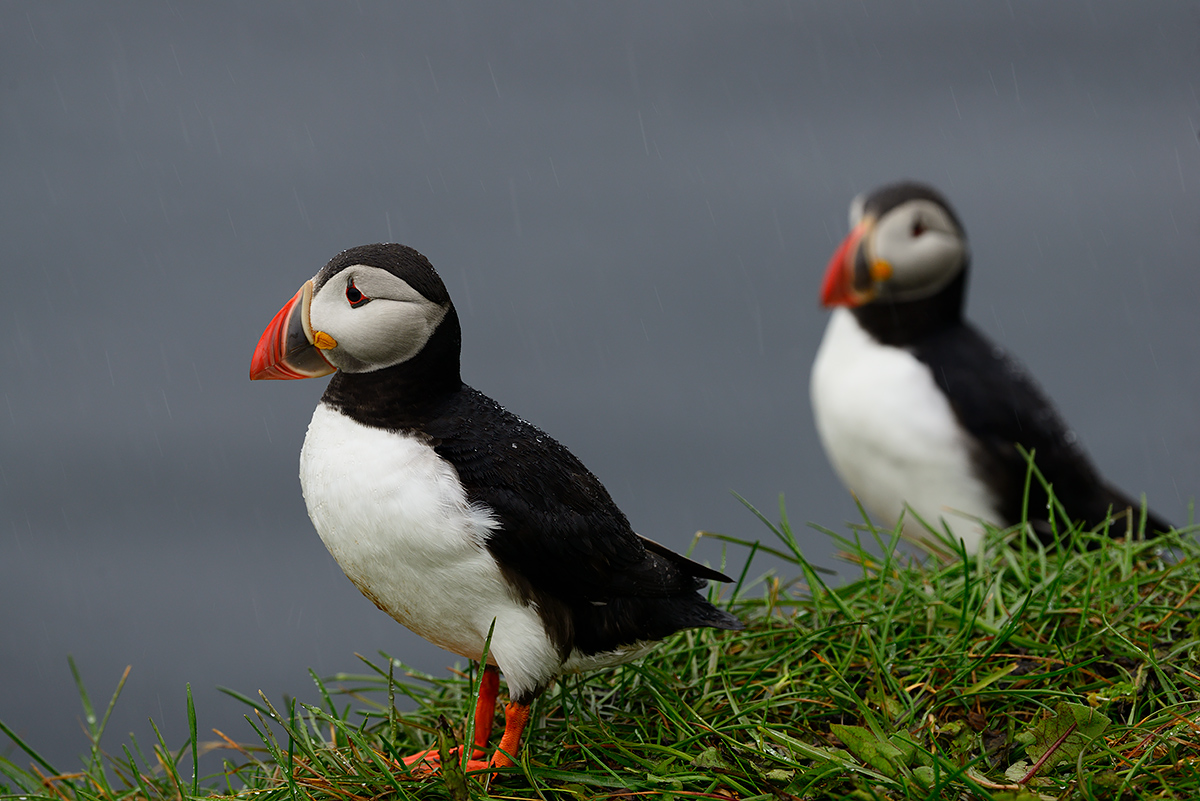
424;388;732;601
913;323;1170;542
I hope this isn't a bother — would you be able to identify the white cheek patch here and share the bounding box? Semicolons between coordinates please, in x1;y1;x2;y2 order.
872;202;966;300
336;301;449;373
308;268;450;372
367;301;449;365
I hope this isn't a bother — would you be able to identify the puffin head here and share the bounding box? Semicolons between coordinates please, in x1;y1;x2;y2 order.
820;182;969;308
250;243;456;380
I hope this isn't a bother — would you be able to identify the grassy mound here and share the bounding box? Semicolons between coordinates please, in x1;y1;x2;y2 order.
3;502;1197;800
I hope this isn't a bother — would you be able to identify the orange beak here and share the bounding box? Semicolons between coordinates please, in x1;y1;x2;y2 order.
250;281;336;380
820;219;889;308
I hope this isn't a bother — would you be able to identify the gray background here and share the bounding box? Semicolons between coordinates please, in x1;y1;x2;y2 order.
3;1;1198;771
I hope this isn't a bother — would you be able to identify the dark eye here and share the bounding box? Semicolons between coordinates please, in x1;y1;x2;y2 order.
911;218;927;237
346;279;370;308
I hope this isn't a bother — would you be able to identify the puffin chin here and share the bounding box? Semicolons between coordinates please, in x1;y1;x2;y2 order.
250;280;337;381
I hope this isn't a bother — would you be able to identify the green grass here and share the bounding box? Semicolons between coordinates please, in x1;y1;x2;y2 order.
3;501;1199;800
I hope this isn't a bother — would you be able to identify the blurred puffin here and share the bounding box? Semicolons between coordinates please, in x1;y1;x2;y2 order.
250;243;741;773
811;182;1170;552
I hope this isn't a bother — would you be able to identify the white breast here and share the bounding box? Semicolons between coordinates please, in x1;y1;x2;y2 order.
298;402;562;700
810;309;1001;552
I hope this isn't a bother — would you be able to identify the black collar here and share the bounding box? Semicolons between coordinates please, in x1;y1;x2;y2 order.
320;306;464;430
851;269;967;347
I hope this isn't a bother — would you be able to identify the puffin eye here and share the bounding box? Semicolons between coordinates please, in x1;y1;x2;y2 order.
346;279;370;308
911;218;927;237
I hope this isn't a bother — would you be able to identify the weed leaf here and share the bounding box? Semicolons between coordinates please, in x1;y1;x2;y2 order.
831;723;906;777
1014;702;1110;780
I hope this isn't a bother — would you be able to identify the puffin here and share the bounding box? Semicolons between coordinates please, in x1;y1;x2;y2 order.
811;181;1171;552
250;243;741;774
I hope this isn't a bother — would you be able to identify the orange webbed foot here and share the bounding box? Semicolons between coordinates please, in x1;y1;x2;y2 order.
395;700;530;779
400;744;490;774
396;664;503;777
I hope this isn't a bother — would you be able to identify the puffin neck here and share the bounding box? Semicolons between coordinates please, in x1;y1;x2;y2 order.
851;268;967;347
320;306;464;429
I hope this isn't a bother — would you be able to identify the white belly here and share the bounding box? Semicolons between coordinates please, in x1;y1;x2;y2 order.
298;402;562;699
810;309;1001;552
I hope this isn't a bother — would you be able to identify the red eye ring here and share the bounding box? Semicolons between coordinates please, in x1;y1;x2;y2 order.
911;219;927;237
346;279;370;308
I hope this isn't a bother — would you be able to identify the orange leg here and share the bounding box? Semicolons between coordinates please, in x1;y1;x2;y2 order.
401;664;501;772
489;701;531;769
470;664;500;753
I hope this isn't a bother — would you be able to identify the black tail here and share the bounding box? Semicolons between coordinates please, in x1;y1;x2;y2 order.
639;535;734;583
572;592;743;656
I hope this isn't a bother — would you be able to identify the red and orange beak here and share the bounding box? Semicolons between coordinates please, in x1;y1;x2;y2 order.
250;280;337;380
819;218;892;308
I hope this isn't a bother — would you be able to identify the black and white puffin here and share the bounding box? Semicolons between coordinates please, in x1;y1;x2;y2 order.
811;182;1170;552
250;243;741;773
